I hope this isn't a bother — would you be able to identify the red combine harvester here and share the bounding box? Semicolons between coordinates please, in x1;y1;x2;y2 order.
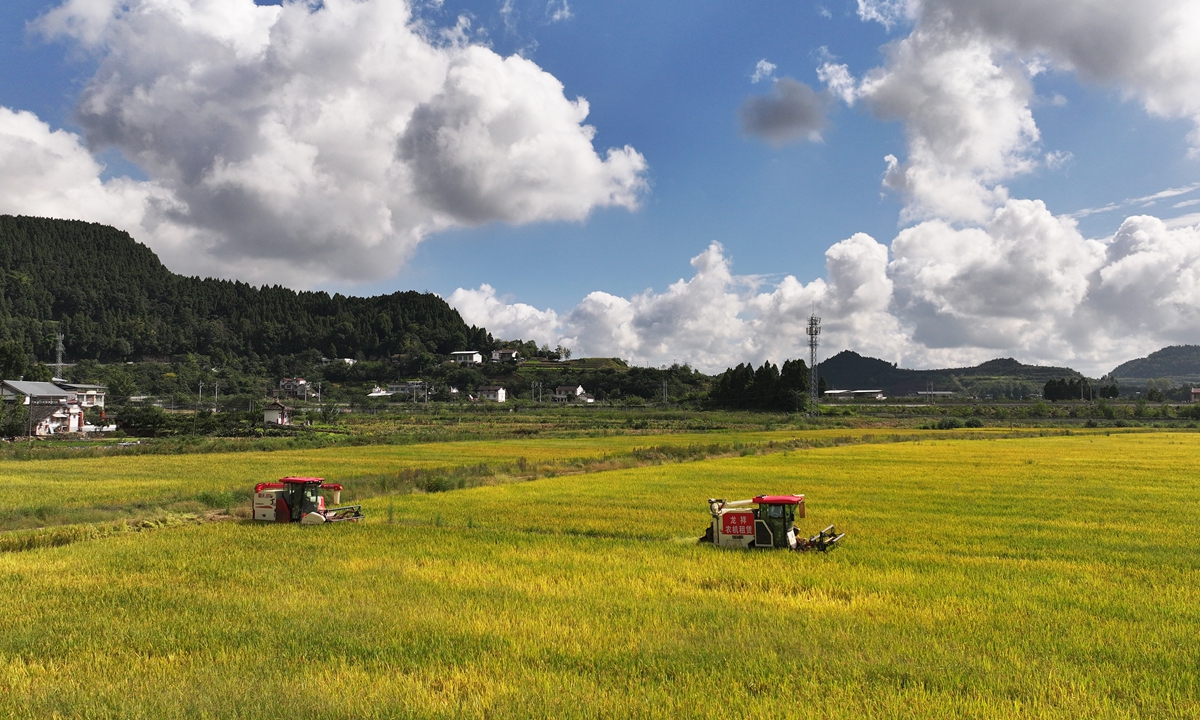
700;494;843;551
252;477;364;524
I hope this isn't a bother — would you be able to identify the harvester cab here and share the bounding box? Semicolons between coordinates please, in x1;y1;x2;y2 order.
700;494;843;551
252;477;364;525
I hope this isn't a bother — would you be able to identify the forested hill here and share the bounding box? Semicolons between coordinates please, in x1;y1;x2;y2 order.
817;350;1083;398
1108;345;1200;382
0;215;491;363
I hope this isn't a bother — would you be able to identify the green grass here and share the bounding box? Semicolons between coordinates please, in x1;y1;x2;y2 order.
1;432;1197;717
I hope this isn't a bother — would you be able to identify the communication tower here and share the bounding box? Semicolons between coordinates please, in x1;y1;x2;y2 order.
805;315;821;416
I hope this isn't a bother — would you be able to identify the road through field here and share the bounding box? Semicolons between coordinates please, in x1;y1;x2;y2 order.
1;431;1198;717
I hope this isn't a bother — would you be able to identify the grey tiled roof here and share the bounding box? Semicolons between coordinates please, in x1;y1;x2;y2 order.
2;380;70;397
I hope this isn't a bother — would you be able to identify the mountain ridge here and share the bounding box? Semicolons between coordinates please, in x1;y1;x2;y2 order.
1108;345;1200;385
0;215;491;364
817;350;1083;398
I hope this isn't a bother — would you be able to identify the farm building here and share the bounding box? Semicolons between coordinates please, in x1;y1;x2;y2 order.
491;349;520;362
263;401;293;426
0;380;113;435
477;386;507;402
450;350;484;364
823;389;886;400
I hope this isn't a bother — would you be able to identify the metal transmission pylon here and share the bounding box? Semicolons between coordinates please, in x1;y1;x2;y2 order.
805;315;821;416
53;333;66;379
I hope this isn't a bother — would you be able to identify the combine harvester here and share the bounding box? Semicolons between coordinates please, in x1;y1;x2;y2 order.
253;477;364;524
700;494;843;551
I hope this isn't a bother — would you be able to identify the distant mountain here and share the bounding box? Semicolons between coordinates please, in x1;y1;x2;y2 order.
817;350;1082;398
0;215;491;363
1108;346;1200;385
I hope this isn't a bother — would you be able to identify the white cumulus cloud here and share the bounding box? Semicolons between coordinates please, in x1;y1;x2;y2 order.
448;284;560;346
750;59;777;84
917;0;1200;153
21;0;645;286
0;107;200;255
450;204;1200;377
827;0;1200;222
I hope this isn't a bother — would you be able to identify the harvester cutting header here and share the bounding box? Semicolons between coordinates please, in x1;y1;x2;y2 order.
700;494;843;551
253;477;364;524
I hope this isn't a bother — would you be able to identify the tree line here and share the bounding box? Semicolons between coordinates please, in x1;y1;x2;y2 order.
708;359;811;411
0;215;492;366
1042;378;1120;401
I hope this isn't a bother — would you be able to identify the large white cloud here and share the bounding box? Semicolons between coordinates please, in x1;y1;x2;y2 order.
820;24;1039;223
448;284;560;346
22;0;645;285
916;0;1200;151
0;107;200;253
451;238;906;373
450;203;1200;376
824;0;1200;221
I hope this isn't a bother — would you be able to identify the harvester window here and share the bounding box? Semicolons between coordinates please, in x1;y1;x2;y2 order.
768;505;784;519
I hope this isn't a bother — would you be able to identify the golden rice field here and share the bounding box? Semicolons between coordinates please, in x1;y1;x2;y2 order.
0;427;955;529
1;431;1198;718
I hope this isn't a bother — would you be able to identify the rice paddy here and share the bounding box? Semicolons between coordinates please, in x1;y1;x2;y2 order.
0;427;954;530
1;430;1197;717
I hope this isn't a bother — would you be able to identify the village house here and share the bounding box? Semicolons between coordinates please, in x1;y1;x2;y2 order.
491;349;520;362
279;377;309;399
553;385;586;402
477;386;507;402
0;380;113;435
263;400;293;426
1191;388;1200;403
450;350;483;365
389;381;426;394
57;382;107;410
387;381;427;400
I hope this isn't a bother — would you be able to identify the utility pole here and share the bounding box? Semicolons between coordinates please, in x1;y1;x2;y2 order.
806;314;821;417
193;382;203;435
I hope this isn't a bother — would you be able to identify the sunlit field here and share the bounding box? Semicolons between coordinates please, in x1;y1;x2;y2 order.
0;427;964;530
2;432;1197;717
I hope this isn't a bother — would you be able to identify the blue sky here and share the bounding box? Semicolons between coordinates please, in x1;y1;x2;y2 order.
2;0;1199;374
